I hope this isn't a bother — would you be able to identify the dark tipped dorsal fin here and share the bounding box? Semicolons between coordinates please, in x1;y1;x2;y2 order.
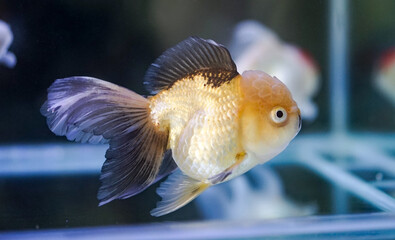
144;36;239;94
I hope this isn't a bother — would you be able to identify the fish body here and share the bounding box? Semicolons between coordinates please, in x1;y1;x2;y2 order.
150;75;242;180
41;37;301;216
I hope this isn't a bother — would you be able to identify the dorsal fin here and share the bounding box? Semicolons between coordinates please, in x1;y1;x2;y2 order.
144;36;239;94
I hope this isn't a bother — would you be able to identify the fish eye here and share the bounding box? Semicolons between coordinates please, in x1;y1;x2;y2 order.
271;107;288;124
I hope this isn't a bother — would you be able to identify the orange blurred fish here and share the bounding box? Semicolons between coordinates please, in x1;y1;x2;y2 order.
41;37;301;216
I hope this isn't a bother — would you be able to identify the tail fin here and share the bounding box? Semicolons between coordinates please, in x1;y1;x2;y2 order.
41;77;176;205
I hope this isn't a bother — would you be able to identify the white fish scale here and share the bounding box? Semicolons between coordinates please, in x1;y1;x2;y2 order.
150;75;241;180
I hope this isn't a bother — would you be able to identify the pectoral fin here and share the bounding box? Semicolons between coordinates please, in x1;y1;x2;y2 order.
209;152;247;184
151;170;210;217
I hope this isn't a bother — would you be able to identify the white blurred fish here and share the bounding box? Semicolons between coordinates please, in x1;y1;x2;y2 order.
196;166;316;220
0;20;16;68
374;48;395;105
41;37;301;216
230;20;320;121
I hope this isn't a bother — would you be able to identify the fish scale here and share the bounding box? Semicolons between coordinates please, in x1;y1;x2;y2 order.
150;74;242;180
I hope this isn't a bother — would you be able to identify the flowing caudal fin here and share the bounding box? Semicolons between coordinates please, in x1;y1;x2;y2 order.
151;170;210;217
41;77;177;205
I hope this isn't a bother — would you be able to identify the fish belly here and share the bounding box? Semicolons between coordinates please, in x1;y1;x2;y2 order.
150;75;242;180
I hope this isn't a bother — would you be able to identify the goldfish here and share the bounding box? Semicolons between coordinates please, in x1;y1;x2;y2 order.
0;20;16;68
196;166;316;220
196;166;317;220
374;48;395;105
41;37;301;216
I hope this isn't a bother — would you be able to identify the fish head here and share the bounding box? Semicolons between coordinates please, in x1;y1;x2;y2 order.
239;70;301;162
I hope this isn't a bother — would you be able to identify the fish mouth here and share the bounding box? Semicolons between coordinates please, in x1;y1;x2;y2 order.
297;114;302;132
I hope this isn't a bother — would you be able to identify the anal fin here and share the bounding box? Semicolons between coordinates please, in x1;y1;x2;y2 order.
151;170;210;217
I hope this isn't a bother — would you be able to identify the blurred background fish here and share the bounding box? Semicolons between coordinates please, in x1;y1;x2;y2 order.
229;20;320;121
0;19;16;68
196;166;317;220
41;37;301;217
374;48;395;106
